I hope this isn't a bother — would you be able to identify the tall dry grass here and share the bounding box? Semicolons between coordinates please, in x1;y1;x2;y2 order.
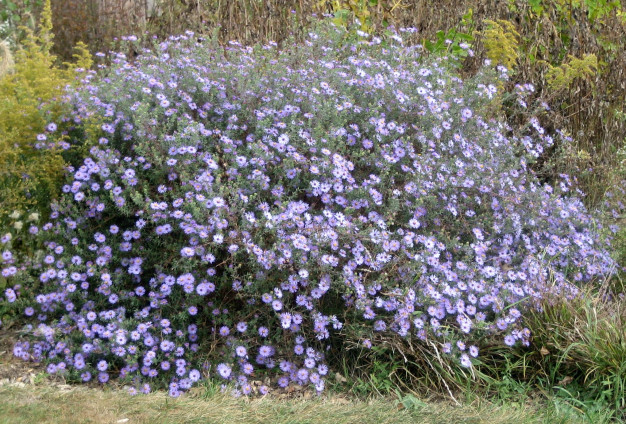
0;40;14;77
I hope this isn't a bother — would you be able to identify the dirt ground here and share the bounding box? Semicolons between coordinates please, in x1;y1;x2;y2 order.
0;329;44;386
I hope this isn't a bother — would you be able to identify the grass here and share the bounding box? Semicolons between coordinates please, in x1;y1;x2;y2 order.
520;287;626;420
0;381;592;424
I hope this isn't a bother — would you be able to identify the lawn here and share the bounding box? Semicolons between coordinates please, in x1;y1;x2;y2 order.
0;381;586;424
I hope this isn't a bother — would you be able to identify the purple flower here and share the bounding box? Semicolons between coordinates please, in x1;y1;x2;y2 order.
259;345;273;358
469;345;479;357
217;363;231;379
189;369;201;382
504;335;516;346
460;354;472;368
180;247;195;257
4;289;16;303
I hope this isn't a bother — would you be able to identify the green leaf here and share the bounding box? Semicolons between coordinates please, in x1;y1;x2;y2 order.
462;8;473;22
529;0;544;14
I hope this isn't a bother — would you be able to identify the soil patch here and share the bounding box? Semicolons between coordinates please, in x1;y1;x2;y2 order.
0;329;43;385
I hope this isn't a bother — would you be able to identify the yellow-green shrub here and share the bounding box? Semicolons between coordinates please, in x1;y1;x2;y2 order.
481;19;520;70
0;0;91;225
544;53;598;92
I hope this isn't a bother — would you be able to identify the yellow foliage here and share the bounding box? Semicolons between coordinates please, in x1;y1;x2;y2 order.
544;53;598;91
481;19;520;70
65;41;93;71
0;0;91;223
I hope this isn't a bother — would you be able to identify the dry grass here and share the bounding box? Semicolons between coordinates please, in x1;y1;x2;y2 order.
0;40;14;78
0;382;583;424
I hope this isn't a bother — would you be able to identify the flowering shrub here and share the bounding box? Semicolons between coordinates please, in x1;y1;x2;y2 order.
1;21;615;397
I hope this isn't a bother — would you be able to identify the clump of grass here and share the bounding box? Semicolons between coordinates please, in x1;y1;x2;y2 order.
524;286;626;417
463;283;625;422
334;331;477;402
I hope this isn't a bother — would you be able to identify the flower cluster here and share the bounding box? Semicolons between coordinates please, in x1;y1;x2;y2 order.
1;22;615;396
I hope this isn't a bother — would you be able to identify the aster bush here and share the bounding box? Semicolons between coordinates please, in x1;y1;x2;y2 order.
1;21;616;397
